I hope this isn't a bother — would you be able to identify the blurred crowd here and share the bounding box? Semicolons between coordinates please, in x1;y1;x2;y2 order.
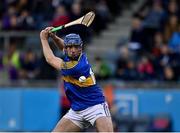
0;0;126;32
0;0;180;82
0;0;130;81
94;0;180;82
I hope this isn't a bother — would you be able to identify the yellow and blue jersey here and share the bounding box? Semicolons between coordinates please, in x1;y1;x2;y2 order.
61;53;105;111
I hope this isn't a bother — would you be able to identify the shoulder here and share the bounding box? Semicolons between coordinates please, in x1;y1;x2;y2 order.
82;52;88;58
81;53;90;64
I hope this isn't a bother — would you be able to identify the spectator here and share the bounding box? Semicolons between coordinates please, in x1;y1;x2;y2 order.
164;15;178;42
16;0;31;13
159;42;180;81
93;0;111;34
122;60;138;80
129;16;144;52
17;10;35;30
31;0;54;21
143;0;166;30
154;44;180;79
152;32;164;58
141;1;166;52
165;0;180;19
51;4;70;27
2;41;21;80
92;56;112;80
115;46;134;79
2;5;19;30
19;48;39;79
69;1;92;44
158;44;172;67
168;23;180;53
70;1;82;21
163;66;178;81
137;56;154;80
95;0;111;26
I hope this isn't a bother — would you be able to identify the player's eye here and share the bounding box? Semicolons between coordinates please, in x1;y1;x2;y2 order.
66;45;81;49
73;45;81;48
66;45;73;49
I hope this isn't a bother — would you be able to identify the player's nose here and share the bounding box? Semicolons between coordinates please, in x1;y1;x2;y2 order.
71;46;76;52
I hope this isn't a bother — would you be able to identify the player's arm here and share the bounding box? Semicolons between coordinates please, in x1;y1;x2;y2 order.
40;28;64;70
48;27;64;51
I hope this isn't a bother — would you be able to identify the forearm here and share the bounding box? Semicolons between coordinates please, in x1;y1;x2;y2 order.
40;38;64;70
51;35;64;50
40;39;55;62
40;27;64;70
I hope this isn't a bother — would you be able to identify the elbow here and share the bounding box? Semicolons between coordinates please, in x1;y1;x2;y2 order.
45;56;54;64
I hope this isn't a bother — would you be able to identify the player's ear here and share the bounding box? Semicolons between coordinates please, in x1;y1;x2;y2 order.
79;48;82;53
63;49;66;54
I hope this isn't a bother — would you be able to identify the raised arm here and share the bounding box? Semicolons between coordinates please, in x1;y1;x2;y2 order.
40;28;64;70
48;27;65;51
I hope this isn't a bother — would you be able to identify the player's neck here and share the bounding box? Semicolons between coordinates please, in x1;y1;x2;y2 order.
68;54;81;61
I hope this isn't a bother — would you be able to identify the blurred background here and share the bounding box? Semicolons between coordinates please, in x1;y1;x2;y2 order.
0;0;180;132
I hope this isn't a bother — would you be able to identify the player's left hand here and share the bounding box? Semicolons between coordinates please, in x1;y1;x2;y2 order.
40;29;49;40
40;27;56;40
46;27;57;38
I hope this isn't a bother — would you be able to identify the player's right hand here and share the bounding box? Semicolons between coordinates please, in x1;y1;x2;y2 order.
48;27;58;40
40;27;55;40
40;28;49;40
